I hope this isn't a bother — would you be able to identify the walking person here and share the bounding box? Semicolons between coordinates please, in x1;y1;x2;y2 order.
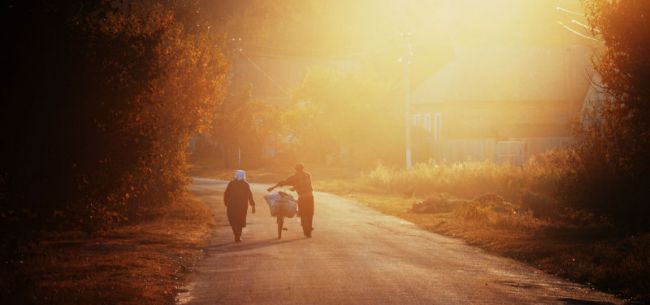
224;170;256;242
267;164;314;237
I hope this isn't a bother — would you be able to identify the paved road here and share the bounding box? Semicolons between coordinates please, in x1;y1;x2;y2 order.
178;178;621;305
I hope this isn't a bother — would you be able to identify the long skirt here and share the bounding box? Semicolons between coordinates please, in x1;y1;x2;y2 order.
227;205;248;229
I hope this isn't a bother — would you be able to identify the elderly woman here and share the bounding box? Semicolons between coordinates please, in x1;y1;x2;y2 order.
223;170;256;242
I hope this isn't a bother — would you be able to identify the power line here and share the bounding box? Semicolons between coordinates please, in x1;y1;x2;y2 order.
557;21;600;42
242;50;361;60
229;37;361;99
239;51;292;97
240;42;365;58
572;19;600;33
556;6;584;17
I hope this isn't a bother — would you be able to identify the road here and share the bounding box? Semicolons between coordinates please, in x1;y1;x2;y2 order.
177;178;621;305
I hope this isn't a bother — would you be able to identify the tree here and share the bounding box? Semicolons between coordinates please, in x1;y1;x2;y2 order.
204;87;283;168
286;67;404;166
1;0;228;243
571;0;650;226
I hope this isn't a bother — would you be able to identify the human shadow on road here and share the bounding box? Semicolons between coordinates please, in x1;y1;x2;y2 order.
557;298;616;305
205;238;302;253
191;178;225;185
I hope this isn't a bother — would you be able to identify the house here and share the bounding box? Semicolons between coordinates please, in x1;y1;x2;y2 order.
411;46;595;164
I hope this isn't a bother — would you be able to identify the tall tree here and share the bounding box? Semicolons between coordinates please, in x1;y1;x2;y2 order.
1;0;228;240
206;87;283;168
573;0;650;225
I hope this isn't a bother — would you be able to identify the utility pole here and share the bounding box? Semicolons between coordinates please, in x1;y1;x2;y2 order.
230;37;243;167
401;33;414;170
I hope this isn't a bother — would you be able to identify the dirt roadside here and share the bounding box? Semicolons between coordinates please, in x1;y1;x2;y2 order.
179;178;621;305
314;179;650;304
2;195;215;305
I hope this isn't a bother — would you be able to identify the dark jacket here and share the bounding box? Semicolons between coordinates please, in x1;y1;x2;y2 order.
278;171;313;198
224;180;255;228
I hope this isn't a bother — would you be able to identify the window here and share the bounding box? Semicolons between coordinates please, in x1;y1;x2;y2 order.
423;114;432;132
433;113;441;141
412;113;434;133
412;114;420;126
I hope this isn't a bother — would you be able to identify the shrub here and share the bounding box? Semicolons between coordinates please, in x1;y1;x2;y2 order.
365;150;573;203
410;194;468;214
453;195;542;230
574;0;650;229
1;1;227;251
520;191;559;219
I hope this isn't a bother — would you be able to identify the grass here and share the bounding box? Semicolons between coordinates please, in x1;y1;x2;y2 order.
315;180;561;258
314;161;650;302
188;158;649;302
1;195;214;305
362;157;573;202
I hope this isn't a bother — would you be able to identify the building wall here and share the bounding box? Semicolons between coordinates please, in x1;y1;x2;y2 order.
412;100;577;139
428;137;573;165
432;138;496;162
411;101;577;164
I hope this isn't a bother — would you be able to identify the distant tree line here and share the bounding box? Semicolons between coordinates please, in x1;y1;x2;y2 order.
1;0;227;255
190;61;409;169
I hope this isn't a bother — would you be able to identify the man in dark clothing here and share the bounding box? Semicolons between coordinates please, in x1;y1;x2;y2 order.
268;164;314;237
224;170;256;242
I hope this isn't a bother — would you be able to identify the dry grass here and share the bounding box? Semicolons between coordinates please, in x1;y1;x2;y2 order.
540;234;650;299
363;156;571;201
315;161;650;302
185;161;649;301
2;195;214;305
315;183;555;254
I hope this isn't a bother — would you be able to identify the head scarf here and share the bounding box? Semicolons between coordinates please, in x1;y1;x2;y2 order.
234;170;246;181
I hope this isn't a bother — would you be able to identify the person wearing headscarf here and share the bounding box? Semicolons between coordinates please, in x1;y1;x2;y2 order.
223;170;256;242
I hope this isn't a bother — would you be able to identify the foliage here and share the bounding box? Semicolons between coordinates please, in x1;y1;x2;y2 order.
550;233;650;299
1;0;227;249
567;0;650;227
285;66;404;166
364;150;575;202
197;87;283;168
191;0;452;169
327;169;650;300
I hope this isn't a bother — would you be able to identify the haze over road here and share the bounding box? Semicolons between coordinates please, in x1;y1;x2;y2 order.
178;178;621;305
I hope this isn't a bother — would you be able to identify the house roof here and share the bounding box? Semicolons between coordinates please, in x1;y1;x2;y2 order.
412;46;594;105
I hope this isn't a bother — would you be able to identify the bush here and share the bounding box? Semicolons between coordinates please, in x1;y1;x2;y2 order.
520;191;559;219
453;194;542;230
574;0;650;229
1;1;227;253
365;150;573;203
410;194;468;214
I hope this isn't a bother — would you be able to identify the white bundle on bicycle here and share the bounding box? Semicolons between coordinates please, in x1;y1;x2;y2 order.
264;191;298;218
